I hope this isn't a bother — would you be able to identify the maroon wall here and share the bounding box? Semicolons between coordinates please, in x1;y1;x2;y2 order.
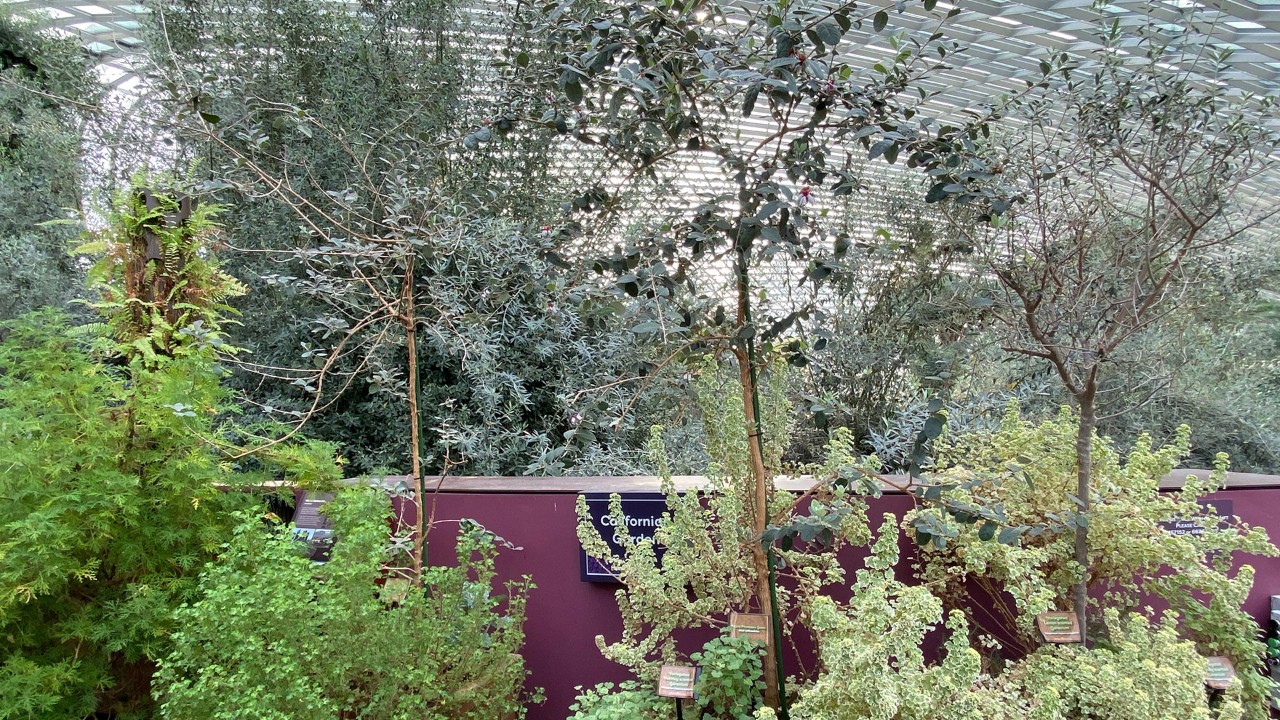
423;487;1280;720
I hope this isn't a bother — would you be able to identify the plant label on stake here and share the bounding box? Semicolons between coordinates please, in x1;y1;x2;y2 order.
1036;612;1082;643
657;664;698;699
1205;656;1236;690
729;611;770;645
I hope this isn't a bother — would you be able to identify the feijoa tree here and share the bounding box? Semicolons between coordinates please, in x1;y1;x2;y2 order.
499;0;1016;706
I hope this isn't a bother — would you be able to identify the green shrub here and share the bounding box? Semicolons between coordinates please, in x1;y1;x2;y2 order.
771;516;992;720
0;185;340;718
692;634;766;720
567;632;764;720
568;682;670;720
154;486;533;720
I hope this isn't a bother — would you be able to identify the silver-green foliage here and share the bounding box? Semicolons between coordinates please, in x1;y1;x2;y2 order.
995;611;1245;720
772;515;991;720
0;15;101;320
156;487;533;720
770;604;1246;720
575;362;800;676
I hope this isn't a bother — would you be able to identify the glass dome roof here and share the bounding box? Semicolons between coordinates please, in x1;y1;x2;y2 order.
6;0;1280;103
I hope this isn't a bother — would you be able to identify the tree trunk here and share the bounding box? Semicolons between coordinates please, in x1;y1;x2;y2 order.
1072;380;1096;644
737;347;779;707
734;253;780;709
405;258;425;582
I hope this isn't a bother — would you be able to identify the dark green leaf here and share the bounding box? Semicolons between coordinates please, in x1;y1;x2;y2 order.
997;526;1024;545
564;78;583;104
921;415;944;440
873;11;888;32
743;85;760;117
815;21;843;47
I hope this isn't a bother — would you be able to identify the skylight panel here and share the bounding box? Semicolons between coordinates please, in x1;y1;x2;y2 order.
71;21;112;34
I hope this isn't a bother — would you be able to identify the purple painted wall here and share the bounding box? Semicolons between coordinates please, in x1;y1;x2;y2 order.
420;487;1280;720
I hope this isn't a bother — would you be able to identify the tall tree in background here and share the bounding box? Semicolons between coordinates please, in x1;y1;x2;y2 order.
0;15;101;320
143;0;669;477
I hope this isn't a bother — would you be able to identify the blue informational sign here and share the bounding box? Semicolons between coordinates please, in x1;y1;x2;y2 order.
579;492;670;583
1161;498;1233;538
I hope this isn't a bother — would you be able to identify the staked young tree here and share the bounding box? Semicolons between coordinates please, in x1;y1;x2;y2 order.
500;0;1018;706
142;0;660;481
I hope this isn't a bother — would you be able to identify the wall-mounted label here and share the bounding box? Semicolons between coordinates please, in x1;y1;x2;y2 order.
1036;611;1081;643
729;612;770;645
1160;499;1233;538
657;664;699;699
579;492;669;583
293;491;335;563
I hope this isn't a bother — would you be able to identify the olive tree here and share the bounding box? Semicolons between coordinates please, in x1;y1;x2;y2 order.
951;16;1279;642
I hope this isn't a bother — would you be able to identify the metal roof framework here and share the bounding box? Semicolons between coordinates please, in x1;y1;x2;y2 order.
6;0;1280;101
4;0;1277;301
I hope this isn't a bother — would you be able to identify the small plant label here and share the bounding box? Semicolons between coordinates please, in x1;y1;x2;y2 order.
1205;656;1236;690
1036;612;1082;643
657;664;699;699
729;612;770;645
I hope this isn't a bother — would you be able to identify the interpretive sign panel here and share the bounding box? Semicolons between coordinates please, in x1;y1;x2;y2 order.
579;492;669;583
1036;611;1082;643
657;664;699;699
1160;499;1233;538
729;612;770;645
1205;656;1236;690
293;491;335;563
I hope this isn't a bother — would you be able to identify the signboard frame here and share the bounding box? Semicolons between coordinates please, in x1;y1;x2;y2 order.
657;664;699;700
292;491;335;563
579;492;670;583
1205;656;1236;690
729;611;770;646
1036;611;1082;643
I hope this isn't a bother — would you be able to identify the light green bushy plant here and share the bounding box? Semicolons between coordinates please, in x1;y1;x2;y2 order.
575;362;806;676
755;510;1259;720
770;515;993;720
996;610;1244;720
692;634;766;720
903;404;1276;716
572;361;848;715
767;603;1244;720
0;187;339;718
154;486;532;720
567;634;764;720
568;681;670;720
